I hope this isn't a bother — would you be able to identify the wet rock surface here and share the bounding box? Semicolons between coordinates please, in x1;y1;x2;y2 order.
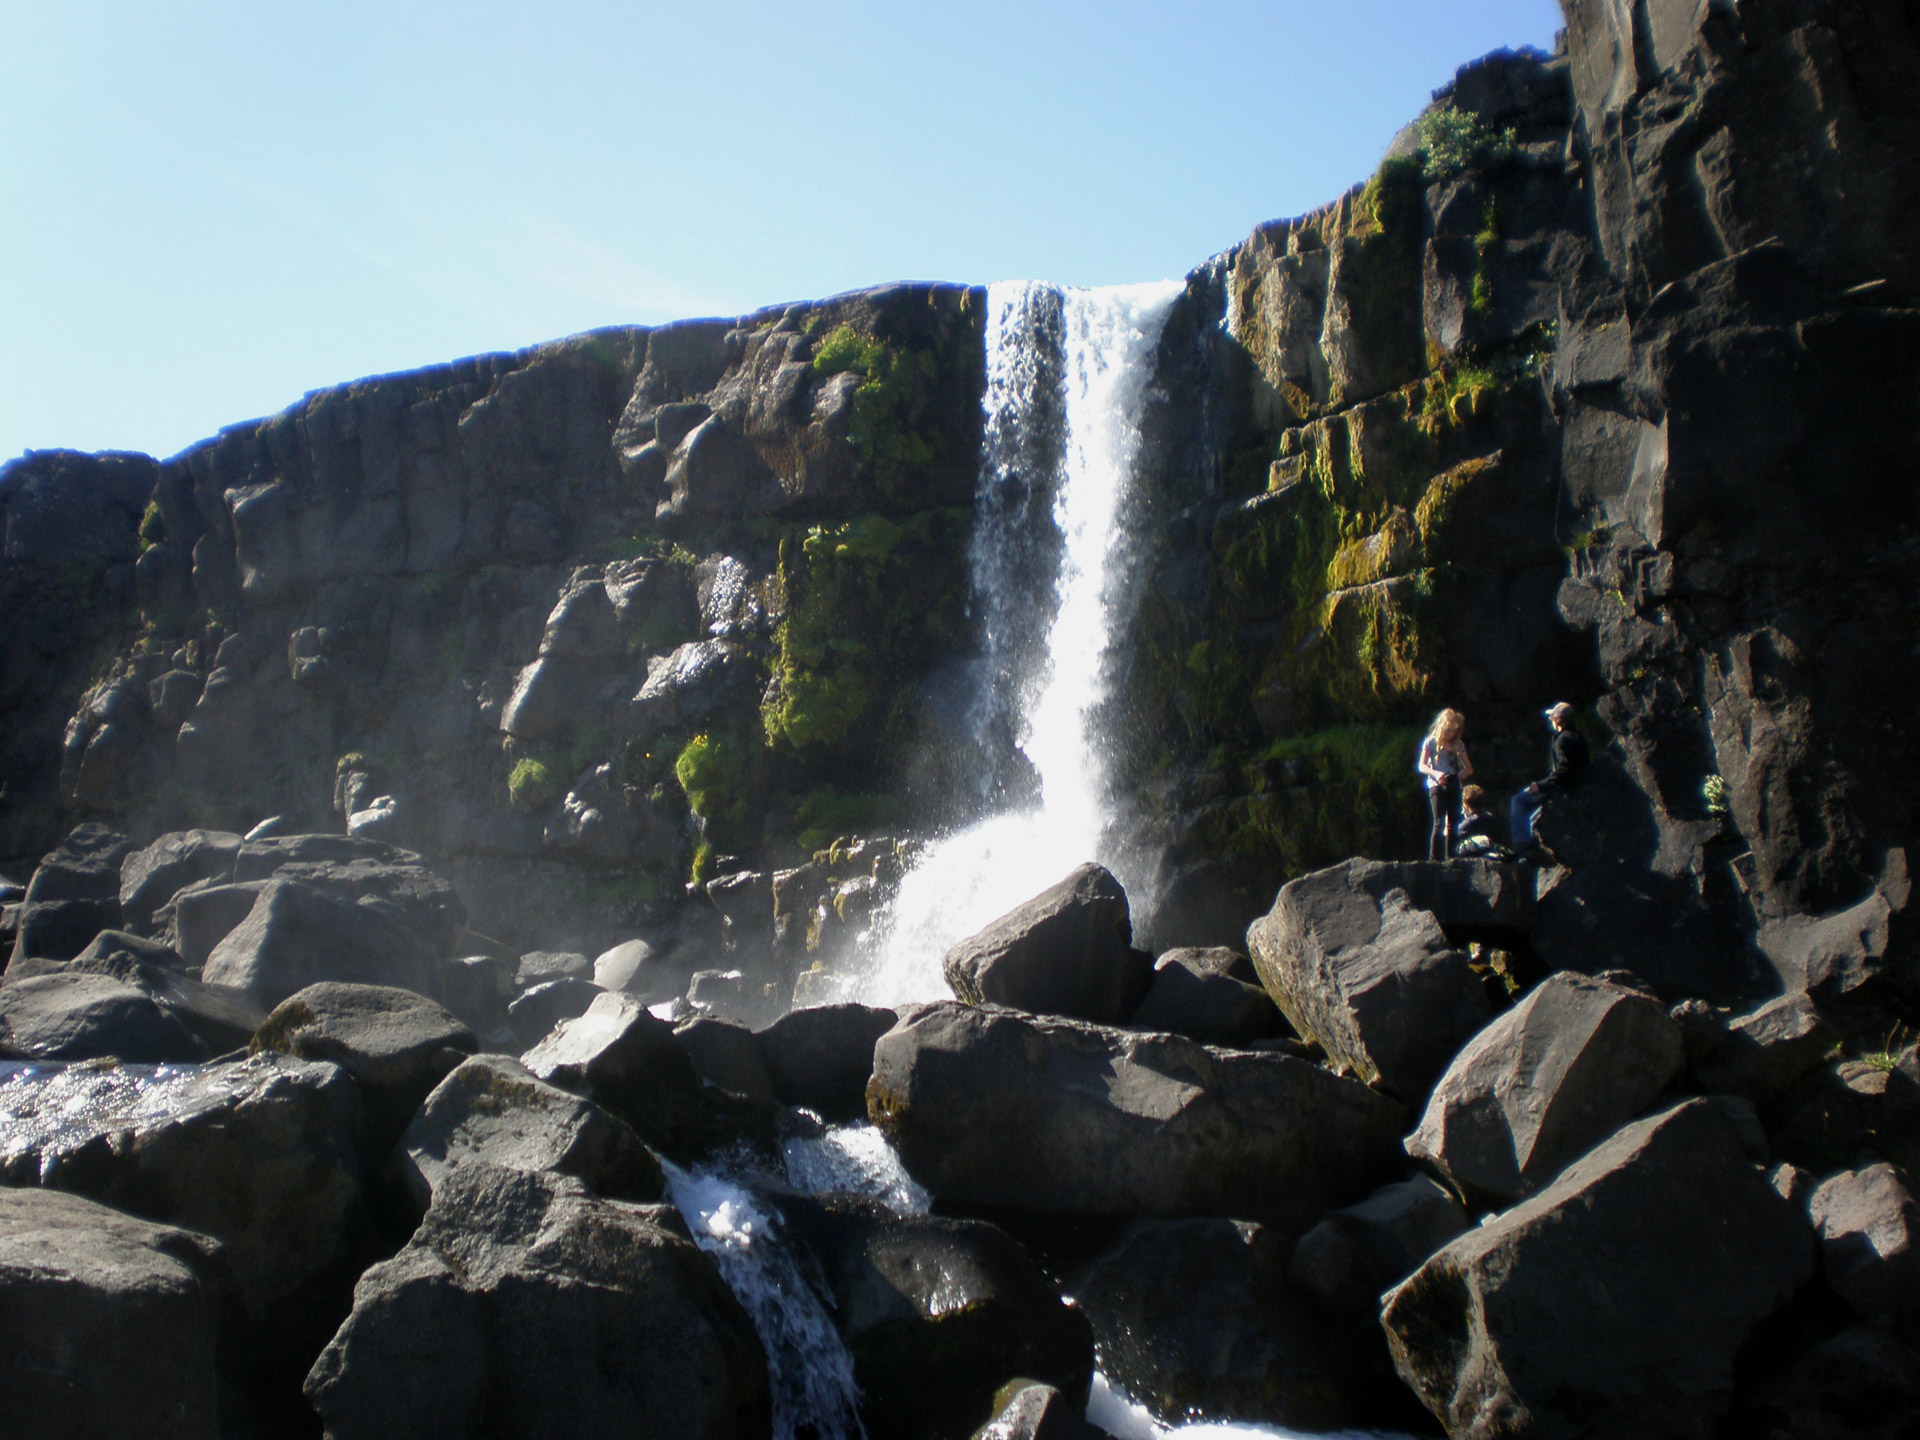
306;1164;769;1440
868;1001;1406;1233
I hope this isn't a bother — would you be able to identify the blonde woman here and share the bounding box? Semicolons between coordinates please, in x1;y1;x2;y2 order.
1416;708;1473;861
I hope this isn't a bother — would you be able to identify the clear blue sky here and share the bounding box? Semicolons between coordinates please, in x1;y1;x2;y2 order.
2;1;1563;463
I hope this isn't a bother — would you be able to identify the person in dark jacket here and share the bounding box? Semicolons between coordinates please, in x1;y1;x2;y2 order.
1509;701;1589;853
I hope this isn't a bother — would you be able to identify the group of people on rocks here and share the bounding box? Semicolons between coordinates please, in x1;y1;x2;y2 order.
1416;701;1589;862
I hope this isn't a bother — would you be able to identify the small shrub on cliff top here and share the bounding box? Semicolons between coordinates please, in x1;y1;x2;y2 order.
1414;105;1516;181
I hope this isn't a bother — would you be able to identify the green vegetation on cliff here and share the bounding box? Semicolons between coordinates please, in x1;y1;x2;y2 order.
811;325;938;494
761;508;970;756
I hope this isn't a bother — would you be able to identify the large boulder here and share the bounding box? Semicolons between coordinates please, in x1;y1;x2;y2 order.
229;835;467;955
867;1003;1405;1234
168;879;268;967
0;969;206;1062
0;1187;226;1440
1382;1098;1815;1439
200;877;442;1009
9;935;267;1057
1692;991;1839;1104
782;1194;1093;1440
674;1015;780;1108
0;1054;368;1312
523;990;769;1160
1406;971;1684;1206
306;1164;769;1440
7;823;134;965
117;829;241;936
1808;1162;1920;1325
941;864;1152;1025
754;1001;898;1121
1246;859;1494;1103
1287;1174;1470;1315
0;1052;373;1400
251;982;477;1154
397;1054;664;1209
507;976;604;1049
1073;1216;1380;1431
1127;950;1286;1046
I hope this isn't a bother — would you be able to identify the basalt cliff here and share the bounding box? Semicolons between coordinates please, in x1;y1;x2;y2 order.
3;3;1920;1439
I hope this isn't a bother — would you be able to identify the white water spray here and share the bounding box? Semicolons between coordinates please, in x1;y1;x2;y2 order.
857;279;1183;1007
664;1158;867;1440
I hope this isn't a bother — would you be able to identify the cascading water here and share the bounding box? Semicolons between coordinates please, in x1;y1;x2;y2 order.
856;278;1184;1007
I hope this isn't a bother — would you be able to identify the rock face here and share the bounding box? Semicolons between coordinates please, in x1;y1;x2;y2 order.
306;1163;769;1440
754;1001;898;1121
523;989;766;1160
867;1002;1405;1233
1383;1098;1815;1439
1406;970;1684;1205
1808;1162;1920;1325
398;1054;665;1208
250;982;476;1153
1246;859;1493;1103
941;864;1152;1025
1128;950;1285;1046
7;823;133;964
1287;1174;1469;1314
0;1055;369;1320
1074;1217;1374;1431
782;1195;1093;1440
0;1186;226;1440
201;876;443;1008
0;969;208;1062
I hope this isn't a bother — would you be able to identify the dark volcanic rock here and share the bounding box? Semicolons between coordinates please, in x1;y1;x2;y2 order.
1693;990;1839;1104
1127;950;1285;1046
784;1194;1093;1440
201;877;441;1008
0;1186;226;1440
0;1055;369;1319
674;1015;779;1107
306;1164;768;1440
754;1001;898;1121
867;1002;1405;1233
1287;1174;1470;1315
117;828;241;935
251;982;477;1154
1074;1217;1376;1431
7;822;134;965
397;1053;664;1208
0;969;207;1062
1808;1162;1920;1325
1246;858;1493;1104
1383;1097;1815;1440
1406;970;1684;1206
8;936;266;1057
506;975;603;1049
524;989;769;1160
941;864;1152;1025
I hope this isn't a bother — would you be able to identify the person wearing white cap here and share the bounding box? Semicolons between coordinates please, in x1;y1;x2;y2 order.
1509;701;1590;854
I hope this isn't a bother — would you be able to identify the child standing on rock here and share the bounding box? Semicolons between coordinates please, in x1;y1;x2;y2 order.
1417;708;1473;862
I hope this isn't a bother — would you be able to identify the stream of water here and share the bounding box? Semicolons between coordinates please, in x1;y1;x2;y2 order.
855;278;1183;1009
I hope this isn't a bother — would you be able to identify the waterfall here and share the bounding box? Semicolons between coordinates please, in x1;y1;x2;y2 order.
855;278;1183;1008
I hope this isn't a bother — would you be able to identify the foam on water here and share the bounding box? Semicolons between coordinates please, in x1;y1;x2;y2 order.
782;1121;930;1214
855;278;1183;1007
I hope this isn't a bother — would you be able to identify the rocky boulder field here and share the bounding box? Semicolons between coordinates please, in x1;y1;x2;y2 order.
2;835;1918;1439
6;0;1920;1436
